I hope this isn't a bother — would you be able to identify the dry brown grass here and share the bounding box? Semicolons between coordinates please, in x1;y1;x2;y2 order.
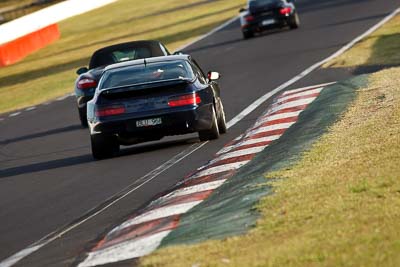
141;66;400;267
141;12;400;266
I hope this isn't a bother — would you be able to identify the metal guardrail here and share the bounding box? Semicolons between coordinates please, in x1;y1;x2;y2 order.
0;0;64;24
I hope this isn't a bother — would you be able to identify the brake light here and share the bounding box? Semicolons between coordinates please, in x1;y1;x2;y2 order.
279;7;292;15
95;106;126;117
168;93;201;107
245;15;255;22
77;78;97;89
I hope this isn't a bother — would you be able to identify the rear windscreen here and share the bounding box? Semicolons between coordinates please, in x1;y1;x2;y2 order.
249;0;280;8
99;60;195;89
90;47;154;69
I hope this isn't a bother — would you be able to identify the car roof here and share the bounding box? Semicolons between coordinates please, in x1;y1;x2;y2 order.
104;55;191;72
89;40;170;69
92;40;164;55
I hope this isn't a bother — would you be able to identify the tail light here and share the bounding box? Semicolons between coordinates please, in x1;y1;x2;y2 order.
245;15;255;22
77;78;97;89
279;7;292;15
168;93;201;107
95;106;126;117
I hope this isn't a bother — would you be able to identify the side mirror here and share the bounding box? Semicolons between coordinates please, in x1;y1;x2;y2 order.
173;51;185;55
239;7;247;13
76;67;88;75
207;71;220;81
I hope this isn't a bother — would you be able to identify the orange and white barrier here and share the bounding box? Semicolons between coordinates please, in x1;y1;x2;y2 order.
0;0;117;66
0;24;60;66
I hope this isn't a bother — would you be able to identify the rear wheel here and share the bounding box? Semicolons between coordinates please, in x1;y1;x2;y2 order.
91;134;119;160
217;100;227;134
199;107;220;141
289;12;300;29
243;30;254;39
78;106;88;127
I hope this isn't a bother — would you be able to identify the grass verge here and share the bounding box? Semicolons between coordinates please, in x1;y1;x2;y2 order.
140;14;400;267
0;0;245;114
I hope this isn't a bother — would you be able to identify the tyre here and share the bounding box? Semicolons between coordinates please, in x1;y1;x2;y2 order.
78;106;88;127
289;12;300;29
217;100;227;134
199;106;220;141
91;134;119;160
243;30;254;39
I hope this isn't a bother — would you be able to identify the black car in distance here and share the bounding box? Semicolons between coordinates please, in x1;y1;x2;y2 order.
240;0;300;39
74;40;170;127
87;55;227;159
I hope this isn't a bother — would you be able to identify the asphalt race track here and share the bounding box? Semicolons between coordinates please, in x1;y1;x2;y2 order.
1;0;399;266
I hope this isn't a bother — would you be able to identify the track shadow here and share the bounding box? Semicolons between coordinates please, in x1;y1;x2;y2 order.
0;154;93;179
0;57;89;88
120;0;224;24
185;37;243;54
0;136;199;179
185;26;290;54
352;63;400;75
320;13;389;29
0;124;83;146
298;0;376;14
118;136;199;157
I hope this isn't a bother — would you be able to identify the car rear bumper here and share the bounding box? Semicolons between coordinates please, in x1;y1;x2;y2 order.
242;15;292;33
90;104;214;138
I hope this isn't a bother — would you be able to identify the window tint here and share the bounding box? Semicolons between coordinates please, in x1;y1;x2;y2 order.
249;0;280;7
91;47;153;68
100;60;195;89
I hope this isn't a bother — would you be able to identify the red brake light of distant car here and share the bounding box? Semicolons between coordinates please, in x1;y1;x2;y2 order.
279;7;292;15
245;15;255;22
168;93;201;107
77;78;97;89
95;106;126;117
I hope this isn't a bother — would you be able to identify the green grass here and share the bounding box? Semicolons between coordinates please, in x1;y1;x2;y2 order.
140;14;400;267
0;0;245;114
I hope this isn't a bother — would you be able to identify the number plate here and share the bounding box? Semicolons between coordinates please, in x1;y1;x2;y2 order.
136;118;162;127
262;19;275;26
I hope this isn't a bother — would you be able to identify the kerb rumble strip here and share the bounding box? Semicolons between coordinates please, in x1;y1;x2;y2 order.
78;83;333;267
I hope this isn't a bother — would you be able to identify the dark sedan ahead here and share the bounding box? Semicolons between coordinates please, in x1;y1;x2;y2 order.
74;40;170;126
87;55;227;159
240;0;300;39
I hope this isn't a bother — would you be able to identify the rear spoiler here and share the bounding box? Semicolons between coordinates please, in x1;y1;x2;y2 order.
100;78;193;95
